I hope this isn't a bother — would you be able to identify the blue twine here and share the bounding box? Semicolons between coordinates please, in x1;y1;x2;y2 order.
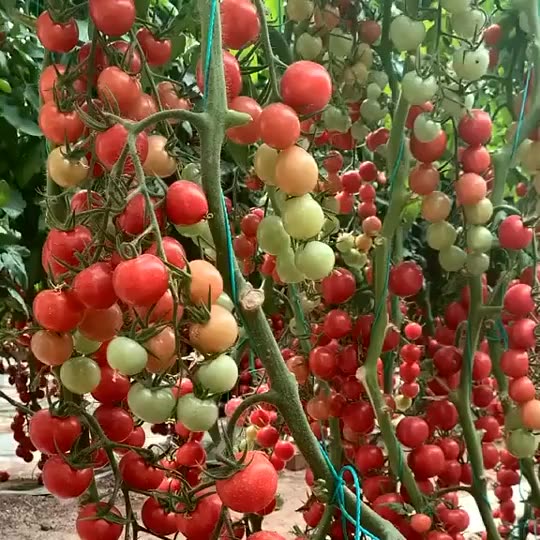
203;0;238;304
511;67;532;161
318;442;379;540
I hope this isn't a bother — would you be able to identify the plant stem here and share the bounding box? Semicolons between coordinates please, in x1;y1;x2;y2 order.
452;276;501;540
195;1;405;537
378;0;398;102
253;0;281;102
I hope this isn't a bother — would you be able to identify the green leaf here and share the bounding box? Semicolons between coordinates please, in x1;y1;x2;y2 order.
0;0;16;13
1;245;29;288
0;180;10;207
14;140;44;187
225;141;249;171
5;287;28;317
136;0;151;17
0;97;42;137
0;51;8;75
268;28;292;65
0;79;11;94
170;33;187;61
2;187;26;219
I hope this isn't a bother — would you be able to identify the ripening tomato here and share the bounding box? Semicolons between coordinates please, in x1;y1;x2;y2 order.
141;497;177;536
73;262;117;309
29;409;81;455
97;66;141;114
77;502;123;540
226;96;262;144
95;404;134;442
42;455;93;498
39;102;84;145
33;290;84;332
499;215;533;250
78;303;123;342
117;193;165;236
113;254;168;306
189;260;224;304
461;145;491;173
189;304;238;354
176;492;222;539
280;61;332;115
91;365;130;404
216;451;278;513
410;131;447;162
259;103;300;149
196;50;242;101
389;261;423;297
109;40;142;73
146;236;186;269
36;11;78;52
137;28;172;66
133;289;175;323
89;0;135;36
43;225;93;278
221;0;261;49
119;451;164;490
166;180;209;225
142;134;177;176
39;64;86;102
455;172;487;205
458;109;492;146
95;124;148;174
31;330;73;366
409;163;439;195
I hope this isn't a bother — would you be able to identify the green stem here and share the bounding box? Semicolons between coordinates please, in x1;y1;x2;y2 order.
378;0;398;101
195;1;405;537
452;276;501;540
253;0;281;102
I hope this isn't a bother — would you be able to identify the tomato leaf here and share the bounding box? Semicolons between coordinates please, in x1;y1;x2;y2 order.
0;245;29;289
0;97;42;137
268;27;292;66
224;141;249;172
0;78;11;94
2;187;26;219
5;287;28;317
135;0;151;17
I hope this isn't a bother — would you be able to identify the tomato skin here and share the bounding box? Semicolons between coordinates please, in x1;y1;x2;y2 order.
410;131;447;162
176;493;222;539
39;102;84;145
117;193;165;235
76;502;123;540
33;289;84;332
196;50;242;102
73;262;117;309
109;40;142;73
221;0;261;49
119;451;164;490
215;451;277;513
95;124;148;174
29;409;81;455
71;190;104;214
137;28;172;66
458;109;492;146
389;261;423;297
408;444;445;479
113;254;168;306
321;267;356;304
89;0;135;36
79;303;123;342
280;61;332;115
42;455;94;498
166;180;209;225
43;225;93;278
97;66;141;115
146;236;186;269
396;416;429;448
95;404;134;442
141;497;177;535
226;96;263;144
31;330;73;366
259;103;300;149
36;12;79;53
40;64;86;102
92;365;130;404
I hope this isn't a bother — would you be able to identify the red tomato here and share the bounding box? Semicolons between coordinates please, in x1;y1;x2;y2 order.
342;401;375;433
141;497;177;535
33;289;84;332
396;416;429;448
309;346;337;380
109;40;142;73
78;304;123;342
36;11;78;53
39;102;84;145
280;61;332;115
175;440;206;466
71;190;104;214
43;225;93;278
76;503;123;540
89;0;135;36
146;236;187;269
410;131;447;162
256;426;279;447
259;103;300;149
119;451;164;490
136;28;172;66
166;180;209;225
408;444;445;479
321;267;356;304
426;399;458;430
433;345;462;376
483;24;503;46
97;66;141;115
29;409;81;455
221;0;261;49
113;254;169;306
133;289;175;323
458;109;492;146
39;64;86;102
42;455;93;498
498;215;532;250
73;262;117;309
355;444;384;474
504;283;534;316
176;492;222;539
247;533;286;540
196;50;242;102
216;451;278;513
91;365;130;404
461;145;491;173
95;124;148;174
389;261;423;297
323;309;352;338
95;404;134;442
226;96;263;144
117;193;165;235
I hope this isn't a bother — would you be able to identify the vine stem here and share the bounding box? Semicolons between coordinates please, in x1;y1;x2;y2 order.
195;0;405;537
451;277;500;540
360;93;424;511
491;0;540;206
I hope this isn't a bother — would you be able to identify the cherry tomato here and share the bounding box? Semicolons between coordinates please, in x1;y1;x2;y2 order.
89;0;136;36
36;11;78;53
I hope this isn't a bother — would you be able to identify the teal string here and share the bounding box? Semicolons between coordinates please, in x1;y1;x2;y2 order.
511;67;532;161
318;442;380;540
203;0;238;304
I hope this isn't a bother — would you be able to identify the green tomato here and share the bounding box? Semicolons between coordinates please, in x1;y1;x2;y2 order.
296;33;323;60
177;394;219;431
505;407;524;431
295;241;335;280
465;252;490;275
73;331;101;355
175;221;215;248
182;163;201;183
328;28;353;59
216;292;234;312
257;215;291;255
439;245;466;272
282;195;324;240
342;248;368;269
463;198;493;225
322;105;351;133
107;336;148;376
128;382;176;424
60;356;101;394
466;226;493;253
196;354;238;393
506;429;537;459
336;233;355;253
276;248;306;283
